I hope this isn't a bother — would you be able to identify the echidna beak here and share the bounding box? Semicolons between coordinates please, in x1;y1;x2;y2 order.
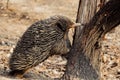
74;23;82;27
70;23;81;29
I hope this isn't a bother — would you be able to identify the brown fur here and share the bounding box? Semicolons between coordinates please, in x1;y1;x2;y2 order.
9;15;74;77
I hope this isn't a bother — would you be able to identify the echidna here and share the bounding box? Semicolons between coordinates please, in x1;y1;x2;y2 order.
9;15;80;77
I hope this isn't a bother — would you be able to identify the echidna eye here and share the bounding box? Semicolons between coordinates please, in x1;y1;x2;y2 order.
56;22;66;32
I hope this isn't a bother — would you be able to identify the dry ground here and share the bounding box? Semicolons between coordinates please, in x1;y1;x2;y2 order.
0;0;120;80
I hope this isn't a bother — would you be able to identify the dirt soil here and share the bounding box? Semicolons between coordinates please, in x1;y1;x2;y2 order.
0;0;120;80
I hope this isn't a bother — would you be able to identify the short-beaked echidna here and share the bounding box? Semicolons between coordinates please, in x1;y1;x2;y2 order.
9;15;80;77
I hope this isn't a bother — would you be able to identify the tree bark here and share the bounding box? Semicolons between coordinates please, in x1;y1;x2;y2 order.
59;0;120;80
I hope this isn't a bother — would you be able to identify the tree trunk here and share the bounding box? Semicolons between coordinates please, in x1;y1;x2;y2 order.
59;0;120;80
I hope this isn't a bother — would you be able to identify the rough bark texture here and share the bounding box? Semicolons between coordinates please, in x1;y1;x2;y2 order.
60;0;120;80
